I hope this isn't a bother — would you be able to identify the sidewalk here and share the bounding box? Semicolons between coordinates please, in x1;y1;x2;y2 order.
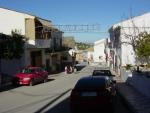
117;83;150;113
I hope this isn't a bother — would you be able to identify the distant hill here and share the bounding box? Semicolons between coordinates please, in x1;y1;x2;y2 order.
75;42;93;50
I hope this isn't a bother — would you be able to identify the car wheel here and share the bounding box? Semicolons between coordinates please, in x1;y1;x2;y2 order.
29;79;34;86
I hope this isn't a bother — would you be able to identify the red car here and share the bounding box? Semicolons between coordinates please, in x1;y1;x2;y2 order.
70;76;115;113
12;67;48;86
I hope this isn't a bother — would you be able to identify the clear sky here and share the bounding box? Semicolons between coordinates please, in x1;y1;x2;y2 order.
0;0;150;43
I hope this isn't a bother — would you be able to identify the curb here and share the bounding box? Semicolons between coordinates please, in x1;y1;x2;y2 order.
48;72;65;78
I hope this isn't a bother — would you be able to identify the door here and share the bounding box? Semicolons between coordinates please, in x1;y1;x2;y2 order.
30;51;42;66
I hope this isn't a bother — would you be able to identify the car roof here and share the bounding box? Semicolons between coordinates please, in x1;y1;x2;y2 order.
92;69;112;75
93;69;111;71
75;76;107;89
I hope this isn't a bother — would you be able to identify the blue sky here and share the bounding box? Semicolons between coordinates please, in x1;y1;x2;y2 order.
0;0;150;43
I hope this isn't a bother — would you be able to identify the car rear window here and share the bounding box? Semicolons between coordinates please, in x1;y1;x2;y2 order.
75;77;106;89
93;70;111;76
21;68;35;74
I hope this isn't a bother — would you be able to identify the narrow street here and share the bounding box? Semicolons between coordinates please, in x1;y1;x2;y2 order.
0;66;130;113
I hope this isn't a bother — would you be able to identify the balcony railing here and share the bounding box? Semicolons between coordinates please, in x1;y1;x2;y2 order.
26;39;52;48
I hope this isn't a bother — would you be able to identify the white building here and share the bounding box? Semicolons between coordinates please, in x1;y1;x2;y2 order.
0;7;63;75
109;12;150;74
86;47;94;63
93;39;107;64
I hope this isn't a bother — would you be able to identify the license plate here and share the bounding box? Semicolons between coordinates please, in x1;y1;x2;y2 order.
81;92;97;97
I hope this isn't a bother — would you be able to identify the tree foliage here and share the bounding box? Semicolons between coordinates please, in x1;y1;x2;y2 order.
0;32;26;59
136;32;150;63
75;42;92;50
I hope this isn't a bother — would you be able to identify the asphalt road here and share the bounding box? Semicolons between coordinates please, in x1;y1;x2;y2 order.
0;65;131;113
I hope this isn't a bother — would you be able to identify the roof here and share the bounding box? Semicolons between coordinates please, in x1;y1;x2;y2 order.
94;39;106;45
111;12;150;29
36;17;52;28
0;7;52;22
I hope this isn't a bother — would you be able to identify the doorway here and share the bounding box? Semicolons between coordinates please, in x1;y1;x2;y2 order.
30;51;42;67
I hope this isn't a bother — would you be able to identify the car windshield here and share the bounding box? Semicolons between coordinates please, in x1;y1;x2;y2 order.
21;68;35;74
93;70;112;76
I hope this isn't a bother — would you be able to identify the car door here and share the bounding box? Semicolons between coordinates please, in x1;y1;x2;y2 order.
37;68;44;82
33;69;40;83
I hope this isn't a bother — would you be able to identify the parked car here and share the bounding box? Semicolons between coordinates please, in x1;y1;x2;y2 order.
92;69;116;84
70;76;115;113
12;66;48;86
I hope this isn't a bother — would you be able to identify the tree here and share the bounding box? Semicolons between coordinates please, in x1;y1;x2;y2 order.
0;32;26;80
136;32;150;64
121;20;142;53
119;14;150;65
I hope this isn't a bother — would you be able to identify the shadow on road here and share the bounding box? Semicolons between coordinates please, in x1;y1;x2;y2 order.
0;78;55;92
76;65;86;71
36;96;114;113
35;93;130;113
47;78;55;82
0;84;20;92
44;97;70;113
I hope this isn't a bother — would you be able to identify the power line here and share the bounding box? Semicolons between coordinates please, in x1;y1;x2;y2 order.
36;24;102;33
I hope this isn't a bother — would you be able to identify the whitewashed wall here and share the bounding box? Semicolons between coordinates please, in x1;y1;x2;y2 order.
112;12;150;66
0;8;34;35
93;39;106;63
0;8;35;75
121;44;135;66
87;52;94;60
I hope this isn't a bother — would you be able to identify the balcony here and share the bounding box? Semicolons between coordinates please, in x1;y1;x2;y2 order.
26;39;52;48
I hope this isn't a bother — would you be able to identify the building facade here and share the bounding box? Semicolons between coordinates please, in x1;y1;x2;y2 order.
93;39;107;64
109;12;150;74
0;7;63;75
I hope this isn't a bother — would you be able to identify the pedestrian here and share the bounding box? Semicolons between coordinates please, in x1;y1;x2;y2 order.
65;66;68;74
69;66;73;73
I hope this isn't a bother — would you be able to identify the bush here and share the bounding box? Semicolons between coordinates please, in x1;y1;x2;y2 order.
146;64;150;68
